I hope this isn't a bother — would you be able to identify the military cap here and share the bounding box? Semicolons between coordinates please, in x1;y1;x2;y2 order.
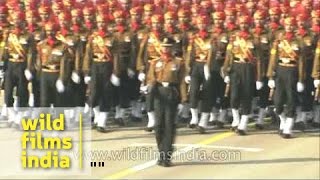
212;11;225;20
284;17;296;25
113;10;125;19
253;10;266;19
177;9;189;17
144;3;154;11
312;9;320;18
151;14;163;23
197;15;208;24
160;38;174;47
71;8;82;17
238;15;251;24
130;6;142;15
83;6;95;15
164;11;176;20
269;6;281;15
225;8;236;16
45;21;58;31
0;5;8;14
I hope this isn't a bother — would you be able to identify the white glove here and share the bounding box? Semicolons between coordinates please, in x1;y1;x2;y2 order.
138;73;145;82
140;85;148;94
297;82;304;92
204;64;210;81
185;76;191;84
84;103;90;114
256;81;263;90
56;79;65;93
111;74;120;86
24;69;33;81
0;70;4;78
28;93;34;107
127;68;135;79
224;76;230;84
314;79;320;88
84;76;91;84
71;71;81;84
268;79;275;89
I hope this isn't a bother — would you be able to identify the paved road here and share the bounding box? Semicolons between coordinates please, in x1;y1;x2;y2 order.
0;118;319;179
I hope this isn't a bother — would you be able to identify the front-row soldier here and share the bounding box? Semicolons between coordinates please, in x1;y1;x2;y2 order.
222;15;258;136
312;40;320;126
267;17;306;139
146;38;187;167
83;14;120;132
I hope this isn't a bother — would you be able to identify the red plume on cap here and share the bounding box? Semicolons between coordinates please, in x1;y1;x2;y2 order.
0;5;8;14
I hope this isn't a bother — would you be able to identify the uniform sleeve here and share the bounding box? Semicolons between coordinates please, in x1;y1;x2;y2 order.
74;38;81;73
178;61;188;103
221;41;233;77
130;33;138;71
185;38;193;76
146;61;156;85
35;42;42;72
27;35;36;71
82;37;92;76
298;39;306;82
267;40;279;79
136;35;148;73
312;40;320;80
59;45;68;81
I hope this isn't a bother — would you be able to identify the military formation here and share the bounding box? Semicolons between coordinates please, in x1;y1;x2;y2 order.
0;0;319;166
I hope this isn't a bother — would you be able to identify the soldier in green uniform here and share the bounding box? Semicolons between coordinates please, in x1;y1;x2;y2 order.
267;17;306;138
147;38;187;167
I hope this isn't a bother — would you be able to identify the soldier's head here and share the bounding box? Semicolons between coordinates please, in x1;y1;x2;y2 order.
212;11;225;28
289;0;300;8
71;8;82;24
26;10;39;25
197;15;208;31
52;1;64;16
0;5;8;22
160;38;173;57
58;12;70;28
45;21;57;37
63;0;74;9
178;9;189;25
296;14;308;29
114;10;126;25
164;11;176;27
130;6;142;22
238;15;251;30
143;4;153;17
12;11;25;28
39;5;51;22
284;17;296;32
269;6;281;22
154;0;163;6
96;14;106;30
83;6;95;22
253;10;265;28
246;1;255;15
311;10;320;26
151;14;163;31
119;0;131;11
224;8;236;23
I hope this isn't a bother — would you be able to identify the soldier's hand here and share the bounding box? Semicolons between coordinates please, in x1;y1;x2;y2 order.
84;76;91;84
28;93;34;107
185;76;191;84
111;74;120;87
256;81;263;90
56;79;65;93
268;79;275;89
224;76;230;84
24;69;33;81
71;71;81;84
314;79;320;88
204;64;210;81
138;73;146;82
127;68;135;79
297;82;304;92
140;85;148;94
0;70;4;79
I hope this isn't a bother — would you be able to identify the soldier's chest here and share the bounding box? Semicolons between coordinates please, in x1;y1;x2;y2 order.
7;34;30;50
41;45;65;62
231;38;254;53
92;36;114;51
194;38;212;52
154;61;179;77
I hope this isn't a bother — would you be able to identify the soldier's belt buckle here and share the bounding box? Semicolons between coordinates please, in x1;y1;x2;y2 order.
199;54;206;60
12;54;19;59
161;82;169;87
47;65;57;69
281;58;290;64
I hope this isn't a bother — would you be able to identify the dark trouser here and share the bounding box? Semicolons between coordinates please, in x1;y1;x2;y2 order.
89;61;114;112
298;76;314;112
4;61;29;107
40;72;67;107
274;66;298;118
230;62;255;115
129;75;141;101
114;71;131;108
154;84;178;161
146;85;155;112
189;62;213;112
211;71;228;109
31;74;40;107
257;77;271;108
71;73;86;107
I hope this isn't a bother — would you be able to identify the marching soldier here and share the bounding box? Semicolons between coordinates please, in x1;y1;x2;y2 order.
222;15;258;135
268;6;283;44
142;3;154;30
112;10;137;126
252;10;271;130
295;14;315;131
37;21;69;108
83;14;119;132
224;8;238;37
312;40;320;127
136;14;167;132
185;15;214;133
267;17;306;138
147;38;187;167
209;11;229;128
3;11;35;128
